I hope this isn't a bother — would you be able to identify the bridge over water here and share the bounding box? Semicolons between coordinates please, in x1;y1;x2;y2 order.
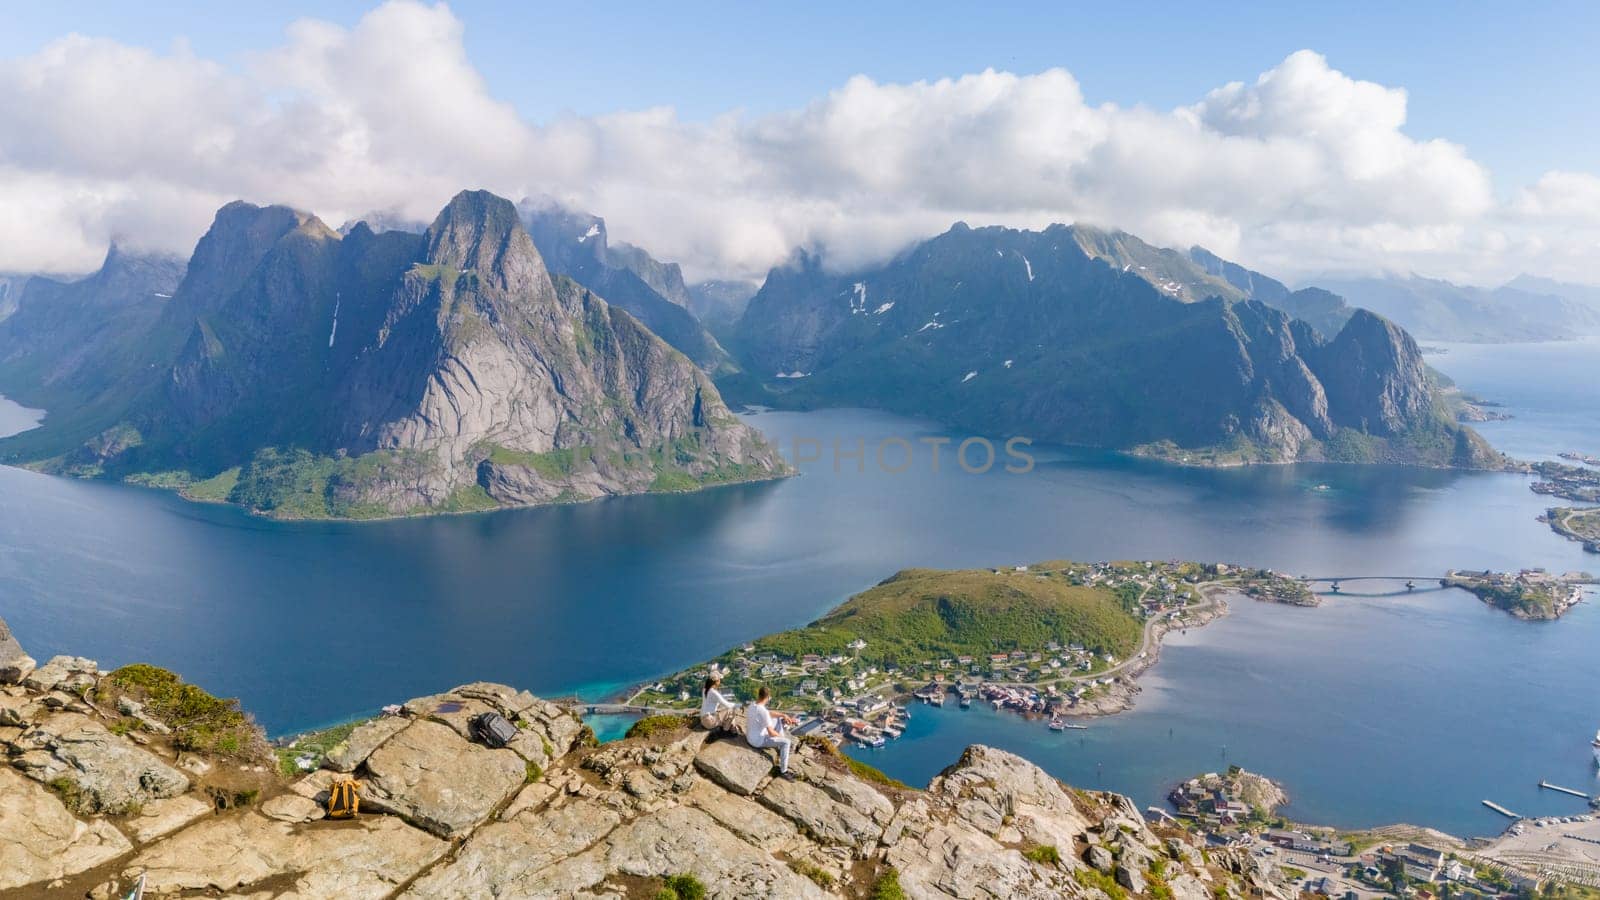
1301;575;1442;583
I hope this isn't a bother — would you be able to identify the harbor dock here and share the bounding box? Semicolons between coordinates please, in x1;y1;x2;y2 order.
1539;781;1591;799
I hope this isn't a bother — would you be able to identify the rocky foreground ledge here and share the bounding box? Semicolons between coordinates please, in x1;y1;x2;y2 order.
0;623;1286;899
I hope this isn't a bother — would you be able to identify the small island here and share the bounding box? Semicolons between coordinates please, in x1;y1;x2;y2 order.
1544;506;1600;554
1443;569;1593;620
626;560;1313;748
1529;459;1600;504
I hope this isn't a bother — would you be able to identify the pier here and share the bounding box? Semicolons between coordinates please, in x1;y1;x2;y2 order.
1483;800;1521;819
1540;780;1591;799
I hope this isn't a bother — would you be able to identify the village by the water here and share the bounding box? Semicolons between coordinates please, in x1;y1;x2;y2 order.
603;559;1600;896
626;561;1590;750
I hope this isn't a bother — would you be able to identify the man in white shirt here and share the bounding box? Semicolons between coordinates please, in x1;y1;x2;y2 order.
744;685;797;779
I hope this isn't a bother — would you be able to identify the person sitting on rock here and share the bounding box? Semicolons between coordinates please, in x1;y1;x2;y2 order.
745;684;798;780
699;672;740;733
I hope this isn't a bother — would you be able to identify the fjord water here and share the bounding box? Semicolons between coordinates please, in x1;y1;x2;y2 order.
1;339;1597;836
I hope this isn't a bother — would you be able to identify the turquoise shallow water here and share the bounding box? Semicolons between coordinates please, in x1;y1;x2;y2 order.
0;339;1596;836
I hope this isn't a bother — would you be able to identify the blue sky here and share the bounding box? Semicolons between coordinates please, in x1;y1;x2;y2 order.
6;1;1595;192
2;1;1597;282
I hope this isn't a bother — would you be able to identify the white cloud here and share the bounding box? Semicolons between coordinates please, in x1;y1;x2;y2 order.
0;1;1595;287
1512;171;1600;223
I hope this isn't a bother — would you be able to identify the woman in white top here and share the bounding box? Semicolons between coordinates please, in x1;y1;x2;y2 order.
699;673;739;733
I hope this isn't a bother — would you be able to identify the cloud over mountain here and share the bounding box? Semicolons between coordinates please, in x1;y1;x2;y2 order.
0;1;1594;284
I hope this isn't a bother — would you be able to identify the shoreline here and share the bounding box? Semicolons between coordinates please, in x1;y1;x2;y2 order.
611;578;1248;731
1;460;795;524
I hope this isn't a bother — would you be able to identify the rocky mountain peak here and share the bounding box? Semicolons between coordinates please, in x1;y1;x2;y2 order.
1312;308;1432;436
423;190;551;299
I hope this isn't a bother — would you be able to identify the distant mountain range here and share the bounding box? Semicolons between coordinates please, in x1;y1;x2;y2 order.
0;246;185;412
518;201;733;373
1310;274;1600;343
730;223;1498;468
1187;247;1355;338
686;279;761;329
5;201;1562;507
0;191;785;518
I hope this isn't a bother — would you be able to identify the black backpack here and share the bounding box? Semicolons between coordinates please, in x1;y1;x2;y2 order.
470;712;519;749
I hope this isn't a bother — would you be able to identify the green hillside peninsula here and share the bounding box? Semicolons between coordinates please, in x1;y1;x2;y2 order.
0;191;788;519
630;561;1311;743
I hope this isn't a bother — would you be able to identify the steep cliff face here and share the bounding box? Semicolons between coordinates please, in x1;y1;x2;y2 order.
732;223;1495;467
0;191;787;516
0;246;184;402
520;200;732;372
0;274;23;321
1308;309;1433;436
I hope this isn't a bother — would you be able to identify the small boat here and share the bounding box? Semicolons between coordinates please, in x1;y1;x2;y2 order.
959;696;972;709
1048;717;1066;732
928;693;944;707
1062;723;1088;731
1592;728;1600;766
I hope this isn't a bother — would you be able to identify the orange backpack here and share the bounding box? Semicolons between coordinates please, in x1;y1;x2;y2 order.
327;778;360;819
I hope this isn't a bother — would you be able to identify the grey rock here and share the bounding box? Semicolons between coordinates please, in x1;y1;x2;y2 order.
115;696;172;735
22;655;99;694
0;768;133;891
11;717;189;814
260;792;326;823
683;779;800;847
1116;861;1148;894
0;617;36;685
757;775;883;853
928;745;1091;848
325;715;409;773
694;737;774;796
123;794;213;843
0;691;40;726
360;718;526;838
792;753;895;824
885;820;1068;899
600;805;828;898
121;810;445;898
402;797;624;898
1085;844;1114;872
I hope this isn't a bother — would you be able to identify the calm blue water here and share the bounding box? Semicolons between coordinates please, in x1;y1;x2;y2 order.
1426;337;1600;462
1;340;1596;837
